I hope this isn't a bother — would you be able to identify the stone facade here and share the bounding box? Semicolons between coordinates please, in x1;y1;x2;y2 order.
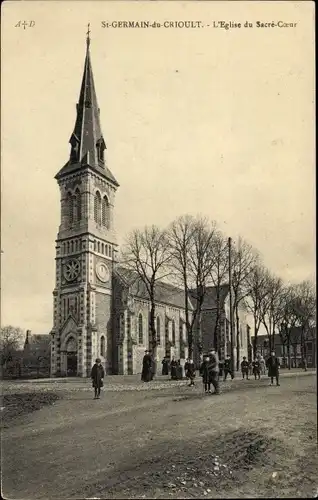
50;36;250;377
50;36;118;378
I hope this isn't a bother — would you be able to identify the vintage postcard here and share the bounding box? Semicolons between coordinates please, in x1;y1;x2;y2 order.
1;1;316;499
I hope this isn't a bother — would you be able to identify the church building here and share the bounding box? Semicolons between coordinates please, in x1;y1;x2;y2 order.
50;33;249;377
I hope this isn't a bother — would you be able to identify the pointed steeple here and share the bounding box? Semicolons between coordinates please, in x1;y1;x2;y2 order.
70;24;105;168
56;26;118;186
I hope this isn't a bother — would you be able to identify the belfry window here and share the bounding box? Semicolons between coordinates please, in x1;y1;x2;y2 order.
67;192;73;225
94;191;101;224
75;188;81;221
102;196;110;228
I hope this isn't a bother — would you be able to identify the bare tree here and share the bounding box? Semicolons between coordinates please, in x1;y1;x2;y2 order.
278;285;299;369
209;231;229;354
291;280;316;370
260;273;284;353
231;238;258;370
0;325;24;369
168;215;217;359
244;263;270;357
121;225;171;363
168;215;196;358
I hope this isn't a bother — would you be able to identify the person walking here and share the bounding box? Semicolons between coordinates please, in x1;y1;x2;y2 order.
267;351;280;386
252;358;261;380
241;356;250;380
141;350;152;382
91;358;105;399
223;354;234;381
184;358;196;386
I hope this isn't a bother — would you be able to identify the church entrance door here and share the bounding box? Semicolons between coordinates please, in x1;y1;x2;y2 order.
65;336;78;376
67;353;77;376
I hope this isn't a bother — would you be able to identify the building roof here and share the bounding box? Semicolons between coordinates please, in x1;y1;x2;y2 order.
115;267;230;312
55;35;118;186
255;327;316;346
116;267;191;310
24;332;51;359
198;284;230;310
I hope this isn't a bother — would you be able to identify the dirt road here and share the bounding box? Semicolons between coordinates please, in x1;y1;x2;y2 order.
2;373;317;499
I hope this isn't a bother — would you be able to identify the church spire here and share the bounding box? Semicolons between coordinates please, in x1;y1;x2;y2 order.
69;25;106;169
56;27;118;186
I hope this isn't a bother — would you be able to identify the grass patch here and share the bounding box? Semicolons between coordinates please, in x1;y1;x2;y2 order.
1;392;61;424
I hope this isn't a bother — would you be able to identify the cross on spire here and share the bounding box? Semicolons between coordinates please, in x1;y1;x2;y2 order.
86;23;91;47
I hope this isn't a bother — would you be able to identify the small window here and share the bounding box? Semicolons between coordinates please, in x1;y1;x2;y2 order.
172;320;176;345
100;336;105;357
156;316;161;345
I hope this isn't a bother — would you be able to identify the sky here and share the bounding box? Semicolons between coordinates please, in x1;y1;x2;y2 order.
1;1;315;335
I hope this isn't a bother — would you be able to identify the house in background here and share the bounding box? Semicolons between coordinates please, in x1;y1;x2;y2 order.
23;330;51;377
254;327;316;368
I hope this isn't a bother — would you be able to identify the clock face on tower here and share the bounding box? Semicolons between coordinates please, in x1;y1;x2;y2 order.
63;259;81;282
96;261;110;283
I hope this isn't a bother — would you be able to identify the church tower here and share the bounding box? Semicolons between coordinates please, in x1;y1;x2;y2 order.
51;29;119;377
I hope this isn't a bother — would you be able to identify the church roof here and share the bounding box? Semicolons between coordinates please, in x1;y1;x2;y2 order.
55;31;118;186
199;284;230;310
115;267;191;310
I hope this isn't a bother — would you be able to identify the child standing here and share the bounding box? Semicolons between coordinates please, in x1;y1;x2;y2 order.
91;358;105;399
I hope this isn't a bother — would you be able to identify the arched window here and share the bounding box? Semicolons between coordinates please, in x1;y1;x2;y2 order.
75;188;81;221
71;241;74;253
138;314;143;344
156;316;161;345
100;336;105;357
97;242;100;253
94;191;101;224
67;192;73;225
102;196;110;228
101;243;104;254
172;320;176;345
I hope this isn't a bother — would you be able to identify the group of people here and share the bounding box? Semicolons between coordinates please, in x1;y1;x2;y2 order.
161;356;187;380
240;352;280;385
89;349;281;399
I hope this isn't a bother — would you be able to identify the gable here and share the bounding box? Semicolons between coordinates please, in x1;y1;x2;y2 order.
60;315;78;336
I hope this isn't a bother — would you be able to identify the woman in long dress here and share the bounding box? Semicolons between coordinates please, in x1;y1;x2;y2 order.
141;350;152;382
